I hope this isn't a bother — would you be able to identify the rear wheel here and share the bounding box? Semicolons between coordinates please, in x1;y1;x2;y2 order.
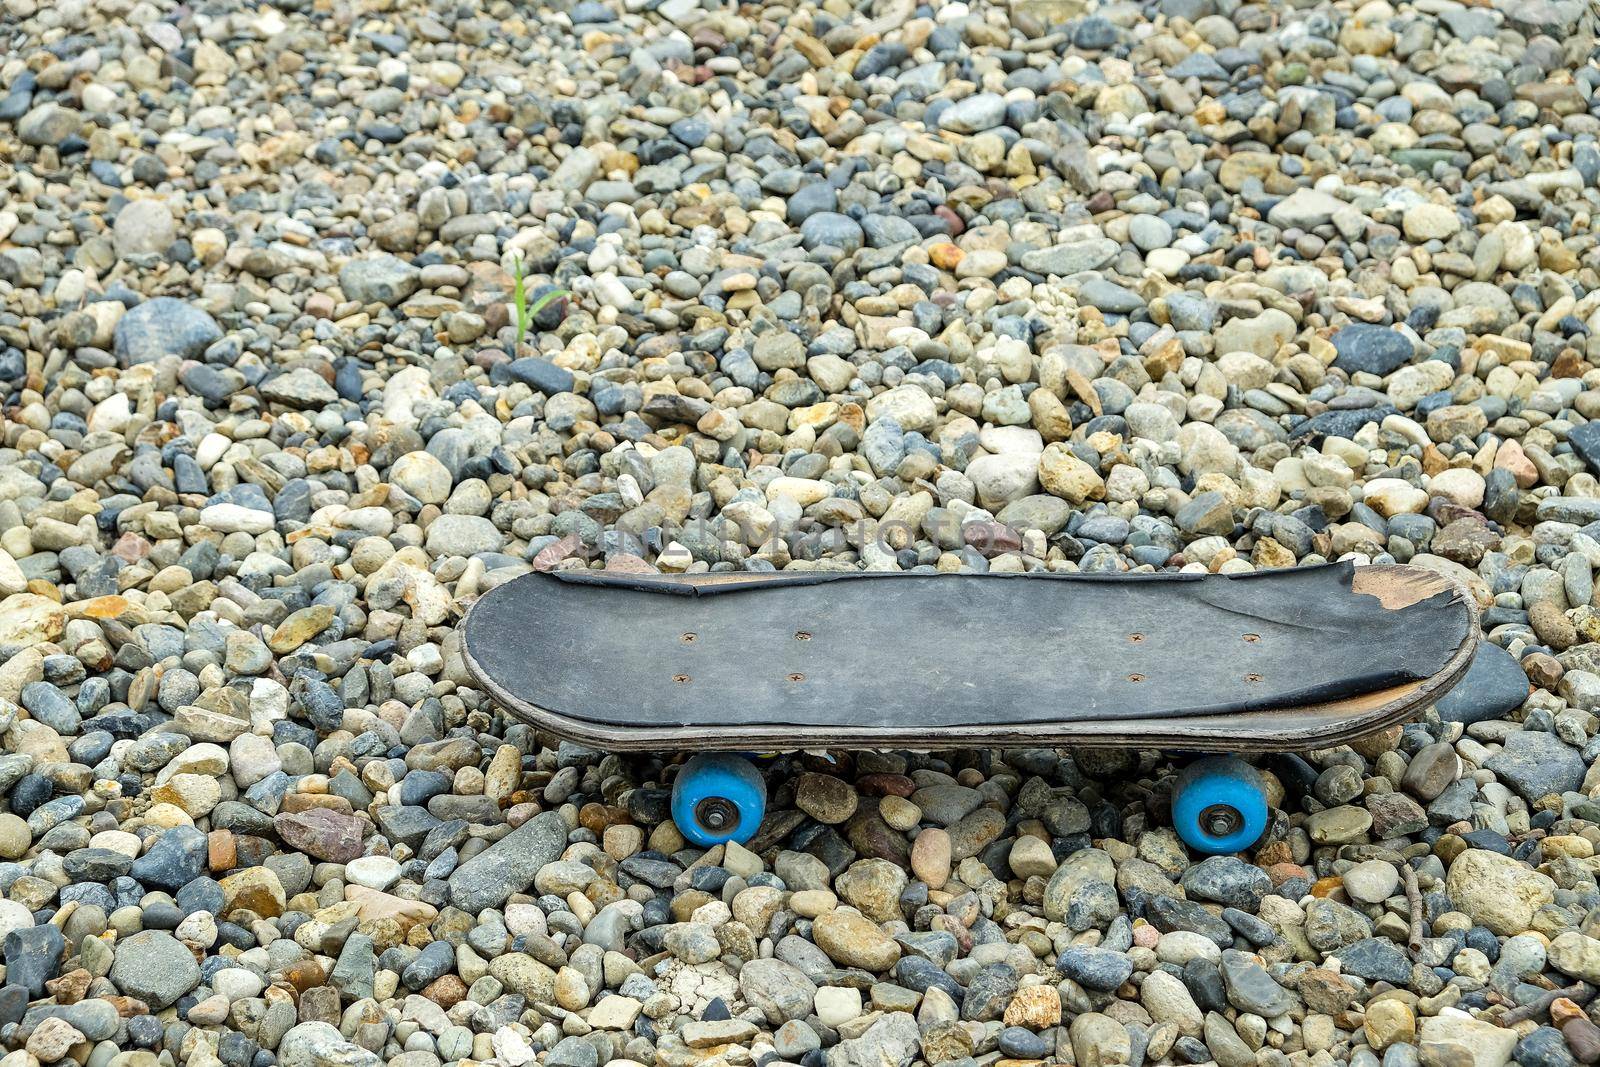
671;753;767;847
1172;756;1268;854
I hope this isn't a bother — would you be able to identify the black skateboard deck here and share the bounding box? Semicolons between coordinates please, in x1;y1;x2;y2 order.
462;562;1479;753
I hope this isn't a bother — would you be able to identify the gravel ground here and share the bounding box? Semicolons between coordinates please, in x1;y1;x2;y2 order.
3;0;1600;1065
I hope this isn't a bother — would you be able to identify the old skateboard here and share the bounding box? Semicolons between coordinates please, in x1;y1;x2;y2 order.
463;561;1478;854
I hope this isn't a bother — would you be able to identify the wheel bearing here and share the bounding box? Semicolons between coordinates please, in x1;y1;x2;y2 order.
1199;802;1243;839
695;796;740;834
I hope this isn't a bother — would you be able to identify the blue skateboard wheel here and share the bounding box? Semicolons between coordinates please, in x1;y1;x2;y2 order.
1172;756;1268;855
672;753;767;847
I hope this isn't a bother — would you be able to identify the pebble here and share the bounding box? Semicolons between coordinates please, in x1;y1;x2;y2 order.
1342;860;1401;904
105;930;200;1009
1484;729;1587;800
1446;850;1557;937
112;297;223;365
1433;643;1529;726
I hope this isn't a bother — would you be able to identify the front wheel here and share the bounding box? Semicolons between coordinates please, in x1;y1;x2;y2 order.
1171;756;1268;854
671;753;767;847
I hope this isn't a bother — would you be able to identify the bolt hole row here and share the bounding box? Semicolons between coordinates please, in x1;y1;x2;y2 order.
1129;633;1262;643
1125;673;1264;683
673;673;807;683
683;631;814;642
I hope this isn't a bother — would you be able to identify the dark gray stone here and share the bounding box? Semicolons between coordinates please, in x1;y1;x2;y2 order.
1567;422;1600;478
787;182;838;225
1180;856;1273;910
960;963;1018;1020
1436;642;1529;724
1485;730;1586;801
799;213;864;255
447;810;569;911
113;298;223;366
1331;325;1414;377
3;926;64;997
1221;950;1294;1017
504;358;576;395
130;825;208;891
1334;938;1412;984
1055;946;1134;991
1290;406;1399;443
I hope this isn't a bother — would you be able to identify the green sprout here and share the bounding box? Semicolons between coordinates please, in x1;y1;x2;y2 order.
512;254;529;348
510;254;572;348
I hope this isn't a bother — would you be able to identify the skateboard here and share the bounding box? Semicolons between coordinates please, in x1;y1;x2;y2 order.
462;561;1478;854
